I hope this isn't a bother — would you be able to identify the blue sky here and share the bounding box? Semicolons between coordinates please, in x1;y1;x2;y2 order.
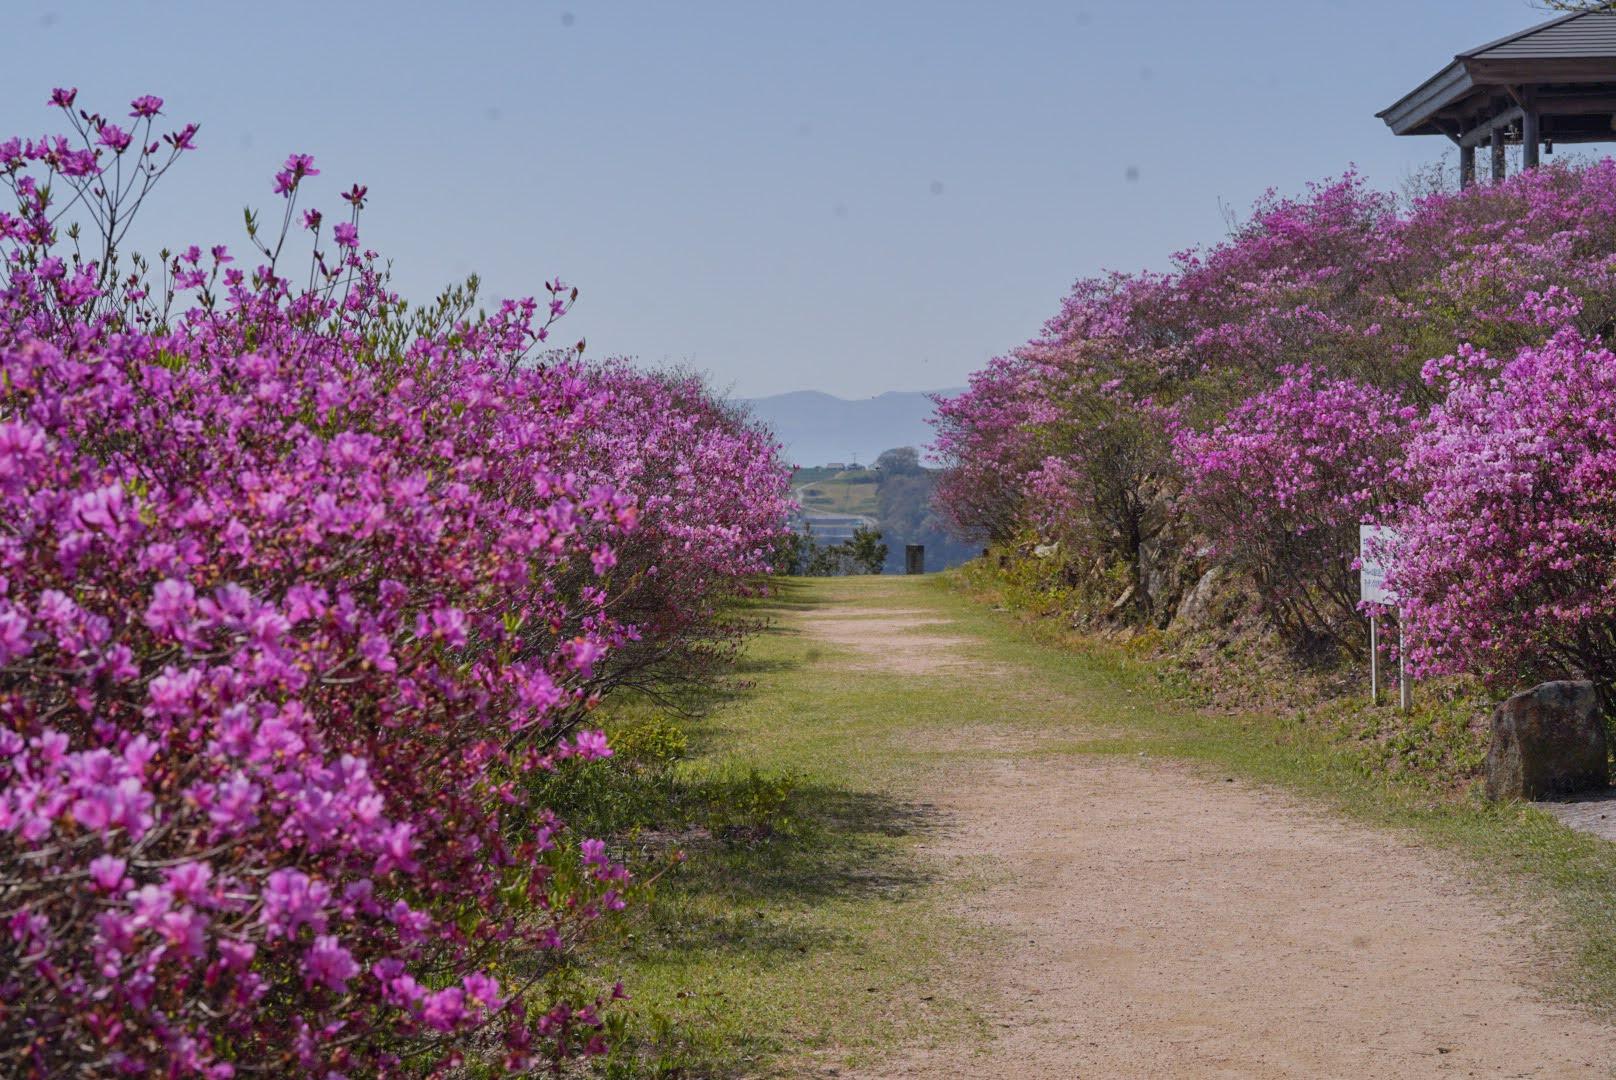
2;0;1564;397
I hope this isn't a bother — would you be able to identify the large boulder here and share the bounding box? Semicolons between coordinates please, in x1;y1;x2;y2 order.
1485;680;1608;801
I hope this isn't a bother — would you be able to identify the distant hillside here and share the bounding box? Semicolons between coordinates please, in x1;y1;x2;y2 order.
742;389;961;468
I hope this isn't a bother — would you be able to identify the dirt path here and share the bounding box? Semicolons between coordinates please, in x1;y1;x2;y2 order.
802;600;1616;1079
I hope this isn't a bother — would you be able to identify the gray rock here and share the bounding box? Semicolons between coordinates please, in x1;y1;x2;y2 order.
1132;482;1194;628
1174;566;1224;629
1137;533;1174;618
1485;680;1608;801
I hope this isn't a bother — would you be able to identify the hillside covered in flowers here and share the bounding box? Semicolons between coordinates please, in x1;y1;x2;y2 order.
935;162;1616;704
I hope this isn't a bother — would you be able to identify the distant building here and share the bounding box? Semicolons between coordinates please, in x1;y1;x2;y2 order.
793;510;876;544
825;462;846;470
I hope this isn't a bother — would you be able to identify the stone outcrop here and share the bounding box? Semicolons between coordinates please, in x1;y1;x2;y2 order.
1136;484;1200;629
1173;566;1225;630
1485;680;1608;801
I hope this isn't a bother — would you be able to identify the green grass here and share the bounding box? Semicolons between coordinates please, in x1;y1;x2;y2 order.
579;573;1616;1077
577;580;992;1077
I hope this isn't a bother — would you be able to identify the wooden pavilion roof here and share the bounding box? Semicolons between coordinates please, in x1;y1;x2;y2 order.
1380;10;1616;145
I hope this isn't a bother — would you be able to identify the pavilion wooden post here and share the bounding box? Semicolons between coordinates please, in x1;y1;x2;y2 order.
1490;127;1507;181
1459;144;1476;188
1523;109;1541;168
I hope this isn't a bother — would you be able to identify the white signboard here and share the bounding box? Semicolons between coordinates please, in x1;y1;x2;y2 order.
1359;525;1400;606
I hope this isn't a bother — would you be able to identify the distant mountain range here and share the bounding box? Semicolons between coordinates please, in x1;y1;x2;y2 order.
742;389;961;468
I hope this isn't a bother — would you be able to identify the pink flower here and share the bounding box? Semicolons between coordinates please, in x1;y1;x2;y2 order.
570;730;611;761
143;578;196;639
462;972;503;1010
563;636;605;677
261;869;330;938
0;86;798;1073
425;605;467;648
97;124;132;153
88;855;127;892
304;935;360;992
165;123;198;151
0;606;32;663
419;987;466;1032
273;152;319;196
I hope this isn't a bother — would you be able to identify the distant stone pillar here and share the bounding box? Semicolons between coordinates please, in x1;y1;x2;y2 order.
905;545;925;575
1459;144;1476;188
1523;110;1541;169
1491;128;1507;182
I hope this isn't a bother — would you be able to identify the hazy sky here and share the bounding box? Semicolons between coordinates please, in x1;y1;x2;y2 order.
2;0;1566;397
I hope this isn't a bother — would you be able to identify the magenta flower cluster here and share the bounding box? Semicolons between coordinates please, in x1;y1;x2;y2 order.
575;364;794;685
1391;329;1616;684
1175;368;1417;644
0;91;791;1075
936;162;1616;679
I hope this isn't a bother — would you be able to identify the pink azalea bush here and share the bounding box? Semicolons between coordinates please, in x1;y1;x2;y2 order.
1391;329;1616;690
937;161;1616;655
1175;368;1416;647
575;365;793;695
932;354;1055;543
0;89;790;1075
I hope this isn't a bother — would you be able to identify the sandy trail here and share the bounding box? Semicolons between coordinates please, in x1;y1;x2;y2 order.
802;600;1616;1079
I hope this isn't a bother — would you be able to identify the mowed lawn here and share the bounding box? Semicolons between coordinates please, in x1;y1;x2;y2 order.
592;575;1616;1077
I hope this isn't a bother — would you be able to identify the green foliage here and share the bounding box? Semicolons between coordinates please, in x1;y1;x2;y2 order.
956;554;1495;791
874;446;923;475
530;713;799;844
846;525;888;576
871;447;981;573
967;534;1134;626
699;767;802;842
611;715;691;770
770;529;811;576
790;525;888;576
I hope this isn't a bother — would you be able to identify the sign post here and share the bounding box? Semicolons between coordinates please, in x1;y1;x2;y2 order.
1359;525;1408;712
1398;619;1412;712
1369;616;1380;704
